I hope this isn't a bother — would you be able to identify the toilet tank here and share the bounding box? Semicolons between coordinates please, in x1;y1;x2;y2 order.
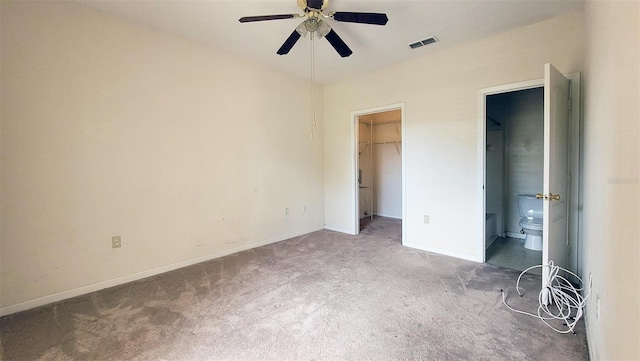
517;194;543;219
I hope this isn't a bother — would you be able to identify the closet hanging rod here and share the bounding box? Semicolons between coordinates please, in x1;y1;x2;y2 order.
373;141;402;145
373;120;401;126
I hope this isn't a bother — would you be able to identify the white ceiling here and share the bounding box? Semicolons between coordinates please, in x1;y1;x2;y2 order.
78;0;583;84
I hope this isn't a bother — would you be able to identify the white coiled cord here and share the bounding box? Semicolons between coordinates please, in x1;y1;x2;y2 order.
500;261;590;334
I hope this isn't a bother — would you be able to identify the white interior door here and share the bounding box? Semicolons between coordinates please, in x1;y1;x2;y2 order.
542;63;570;303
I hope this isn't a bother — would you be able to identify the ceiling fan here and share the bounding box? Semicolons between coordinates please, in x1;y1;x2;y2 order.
239;0;389;58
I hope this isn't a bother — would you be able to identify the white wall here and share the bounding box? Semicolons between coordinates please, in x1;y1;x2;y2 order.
324;12;584;260
373;121;402;219
357;119;373;218
485;97;506;238
582;1;640;360
485;129;504;236
0;1;324;313
366;110;402;219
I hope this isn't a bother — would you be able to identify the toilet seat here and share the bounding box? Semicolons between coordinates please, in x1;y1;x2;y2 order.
519;218;543;232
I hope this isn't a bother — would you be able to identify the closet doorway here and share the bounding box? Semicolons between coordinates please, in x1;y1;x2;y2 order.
352;104;405;236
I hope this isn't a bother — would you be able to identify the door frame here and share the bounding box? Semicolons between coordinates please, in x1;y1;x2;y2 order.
477;74;581;272
351;103;406;243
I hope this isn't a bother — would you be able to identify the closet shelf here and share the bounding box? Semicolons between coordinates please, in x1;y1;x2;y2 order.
373;141;402;145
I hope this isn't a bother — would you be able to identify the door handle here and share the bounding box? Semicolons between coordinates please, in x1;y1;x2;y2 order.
536;193;561;201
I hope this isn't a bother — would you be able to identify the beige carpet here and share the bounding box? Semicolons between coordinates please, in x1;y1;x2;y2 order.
0;217;588;360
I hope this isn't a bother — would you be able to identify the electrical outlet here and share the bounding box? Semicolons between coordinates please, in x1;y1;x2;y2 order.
112;236;121;249
285;207;289;215
595;295;601;321
424;215;430;224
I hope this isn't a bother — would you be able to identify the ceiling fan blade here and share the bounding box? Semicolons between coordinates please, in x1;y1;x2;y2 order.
331;12;389;25
324;29;352;58
239;14;299;23
277;30;302;55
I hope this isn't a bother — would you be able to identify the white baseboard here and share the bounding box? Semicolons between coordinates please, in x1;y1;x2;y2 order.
0;226;324;317
585;311;596;361
505;232;526;239
374;213;402;219
403;241;480;262
324;225;355;235
485;235;499;250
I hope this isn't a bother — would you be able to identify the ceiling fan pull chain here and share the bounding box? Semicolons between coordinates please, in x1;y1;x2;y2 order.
310;34;316;138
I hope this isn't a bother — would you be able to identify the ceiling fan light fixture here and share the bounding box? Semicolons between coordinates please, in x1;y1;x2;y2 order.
304;18;319;32
296;21;310;37
296;19;331;39
316;20;331;38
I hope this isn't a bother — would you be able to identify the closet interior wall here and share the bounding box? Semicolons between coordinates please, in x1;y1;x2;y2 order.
373;119;402;219
358;109;402;221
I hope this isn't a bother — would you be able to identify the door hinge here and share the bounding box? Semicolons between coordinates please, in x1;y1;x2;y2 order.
568;98;573;111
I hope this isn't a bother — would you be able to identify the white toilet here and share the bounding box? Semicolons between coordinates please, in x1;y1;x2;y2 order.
517;194;543;251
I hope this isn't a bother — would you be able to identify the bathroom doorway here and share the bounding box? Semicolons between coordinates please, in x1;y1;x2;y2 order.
484;87;544;272
352;104;405;237
478;66;582;281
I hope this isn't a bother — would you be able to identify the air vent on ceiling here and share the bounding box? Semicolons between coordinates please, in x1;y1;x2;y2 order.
409;36;439;49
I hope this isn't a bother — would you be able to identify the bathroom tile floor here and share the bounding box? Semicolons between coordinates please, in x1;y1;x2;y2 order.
486;237;542;275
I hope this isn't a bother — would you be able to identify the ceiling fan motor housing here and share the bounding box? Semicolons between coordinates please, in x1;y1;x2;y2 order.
301;0;327;11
